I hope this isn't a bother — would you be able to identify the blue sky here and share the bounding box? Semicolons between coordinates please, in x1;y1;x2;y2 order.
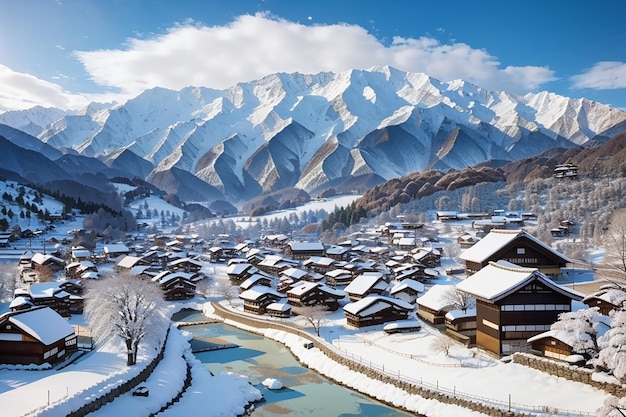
1;0;625;112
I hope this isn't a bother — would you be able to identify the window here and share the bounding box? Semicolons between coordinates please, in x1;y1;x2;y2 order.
482;319;499;330
517;247;526;255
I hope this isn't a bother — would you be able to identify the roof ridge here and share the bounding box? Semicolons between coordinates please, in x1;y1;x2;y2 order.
488;260;537;274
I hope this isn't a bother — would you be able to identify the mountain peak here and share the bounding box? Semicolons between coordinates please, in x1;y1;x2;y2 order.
1;67;625;205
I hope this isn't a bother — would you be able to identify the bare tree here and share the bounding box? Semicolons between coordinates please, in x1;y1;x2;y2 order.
443;286;476;313
195;278;210;299
84;272;167;366
293;305;328;336
0;263;17;302
215;278;238;305
601;209;626;280
430;335;452;356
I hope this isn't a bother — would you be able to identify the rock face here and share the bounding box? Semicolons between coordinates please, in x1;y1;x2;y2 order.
3;66;626;204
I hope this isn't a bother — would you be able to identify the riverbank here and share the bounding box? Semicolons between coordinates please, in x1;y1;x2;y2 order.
206;301;500;417
204;299;604;417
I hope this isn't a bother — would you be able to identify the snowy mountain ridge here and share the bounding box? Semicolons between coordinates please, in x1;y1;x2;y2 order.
1;66;626;204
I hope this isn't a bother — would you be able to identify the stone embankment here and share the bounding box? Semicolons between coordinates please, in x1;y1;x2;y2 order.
511;353;626;397
211;302;538;417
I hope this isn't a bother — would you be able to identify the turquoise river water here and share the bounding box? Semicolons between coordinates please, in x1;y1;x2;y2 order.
173;310;412;417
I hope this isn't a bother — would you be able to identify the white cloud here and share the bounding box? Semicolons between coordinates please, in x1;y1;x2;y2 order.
75;13;555;97
571;61;626;90
1;13;558;111
0;64;85;111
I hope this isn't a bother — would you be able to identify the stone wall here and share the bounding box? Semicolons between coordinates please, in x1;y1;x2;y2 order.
511;352;626;397
212;302;532;417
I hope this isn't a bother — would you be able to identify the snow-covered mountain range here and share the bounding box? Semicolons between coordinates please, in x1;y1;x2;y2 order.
2;66;626;204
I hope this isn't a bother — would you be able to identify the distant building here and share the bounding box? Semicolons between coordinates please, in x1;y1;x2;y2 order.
553;163;578;179
459;229;570;280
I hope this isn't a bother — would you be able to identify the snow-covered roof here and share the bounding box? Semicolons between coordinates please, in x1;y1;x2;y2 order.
152;271;195;284
31;252;64;265
287;281;344;297
266;302;291;312
445;308;476;321
288;242;325;251
287;281;321;296
527;329;577;345
583;286;626;306
6;307;74;345
71;249;91;258
28;282;64;298
303;256;336;267
104;243;129;254
343;295;413;316
383;319;421;331
459;229;571;264
456;260;584;302
9;296;33;309
325;269;352;278
280;267;308;280
239;285;284;301
168;257;202;267
391;279;425;295
416;284;454;310
116;255;142;268
344;272;387;296
226;263;254;275
240;274;271;288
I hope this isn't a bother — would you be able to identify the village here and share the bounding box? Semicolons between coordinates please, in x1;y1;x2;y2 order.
0;189;622;416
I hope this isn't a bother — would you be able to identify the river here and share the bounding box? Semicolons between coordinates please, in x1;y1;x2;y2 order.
173;310;411;417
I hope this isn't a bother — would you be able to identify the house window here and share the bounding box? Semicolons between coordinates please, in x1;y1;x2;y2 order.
517;247;526;255
482;319;499;330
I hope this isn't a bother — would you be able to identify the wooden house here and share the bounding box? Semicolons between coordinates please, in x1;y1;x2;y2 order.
528;314;610;362
239;286;285;315
445;308;477;346
266;302;292;318
324;268;354;288
302;256;337;274
344;272;388;302
343;295;414;328
226;262;258;285
286;281;345;311
70;246;92;263
167;257;203;273
325;245;351;262
152;271;197;301
103;243;130;261
30;252;65;275
416;284;456;325
390;279;425;304
582;283;626;315
456;260;584;356
239;274;273;293
256;255;296;277
24;281;84;317
459;229;571;279
285;242;326;260
411;247;441;268
0;306;77;365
